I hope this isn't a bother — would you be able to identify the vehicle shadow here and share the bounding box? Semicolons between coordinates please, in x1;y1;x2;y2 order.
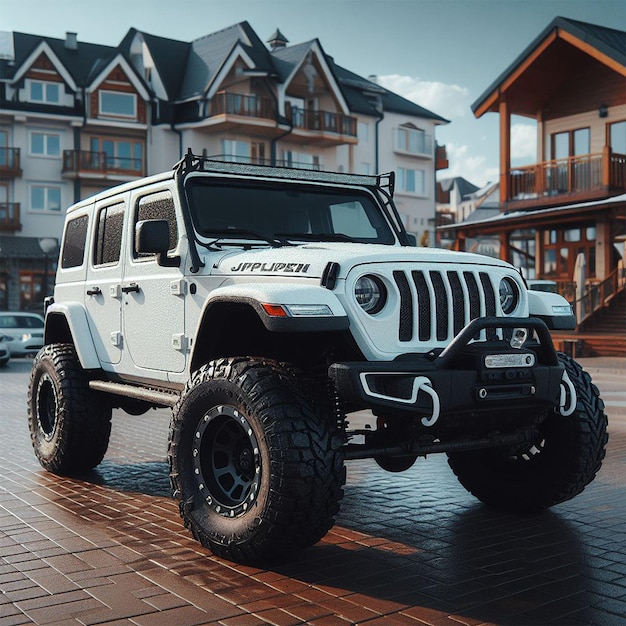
57;457;598;625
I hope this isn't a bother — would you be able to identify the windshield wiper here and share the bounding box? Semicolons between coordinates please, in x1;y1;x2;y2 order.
201;228;293;249
276;232;355;242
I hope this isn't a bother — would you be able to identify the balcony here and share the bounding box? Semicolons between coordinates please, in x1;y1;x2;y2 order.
0;148;22;178
0;202;21;233
436;144;449;171
505;148;626;210
288;107;358;146
62;150;145;181
203;91;279;137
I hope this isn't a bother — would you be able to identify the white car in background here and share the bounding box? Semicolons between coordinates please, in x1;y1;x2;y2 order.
0;312;45;357
0;333;10;367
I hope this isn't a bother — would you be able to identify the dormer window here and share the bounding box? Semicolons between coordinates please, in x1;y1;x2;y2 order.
27;79;60;104
99;90;136;118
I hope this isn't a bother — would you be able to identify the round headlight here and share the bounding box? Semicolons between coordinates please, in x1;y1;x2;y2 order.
499;277;519;315
355;275;386;314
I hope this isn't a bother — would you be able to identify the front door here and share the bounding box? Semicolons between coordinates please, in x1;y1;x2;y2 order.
121;185;187;374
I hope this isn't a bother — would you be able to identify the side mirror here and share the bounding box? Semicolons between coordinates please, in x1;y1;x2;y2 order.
135;220;180;267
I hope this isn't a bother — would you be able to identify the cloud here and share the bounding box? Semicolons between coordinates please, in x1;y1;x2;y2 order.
510;123;537;162
441;143;499;188
376;74;470;120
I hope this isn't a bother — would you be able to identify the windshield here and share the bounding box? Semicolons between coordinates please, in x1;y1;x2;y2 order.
185;178;396;245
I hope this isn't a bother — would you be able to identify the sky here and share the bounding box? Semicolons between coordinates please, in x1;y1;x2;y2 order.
1;0;625;187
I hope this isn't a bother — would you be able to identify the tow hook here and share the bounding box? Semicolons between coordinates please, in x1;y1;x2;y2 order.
559;370;576;416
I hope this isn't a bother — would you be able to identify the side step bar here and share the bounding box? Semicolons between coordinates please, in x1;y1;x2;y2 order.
89;380;180;407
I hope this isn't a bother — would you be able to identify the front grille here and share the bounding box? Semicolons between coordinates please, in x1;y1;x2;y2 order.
392;269;497;343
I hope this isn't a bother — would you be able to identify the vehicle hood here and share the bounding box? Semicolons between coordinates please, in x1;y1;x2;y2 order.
206;243;513;279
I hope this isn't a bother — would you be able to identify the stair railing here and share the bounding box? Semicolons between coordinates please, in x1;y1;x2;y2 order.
574;266;625;327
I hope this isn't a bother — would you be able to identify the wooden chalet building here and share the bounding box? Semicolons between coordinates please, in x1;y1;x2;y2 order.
440;17;626;352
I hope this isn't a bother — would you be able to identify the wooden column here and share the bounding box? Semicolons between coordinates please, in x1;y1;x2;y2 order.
499;98;511;205
499;231;510;263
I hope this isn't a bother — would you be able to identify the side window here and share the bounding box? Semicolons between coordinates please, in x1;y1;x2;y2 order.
61;215;89;269
93;202;124;266
134;190;178;258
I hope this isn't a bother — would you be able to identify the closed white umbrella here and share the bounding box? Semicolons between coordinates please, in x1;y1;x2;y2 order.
574;252;586;322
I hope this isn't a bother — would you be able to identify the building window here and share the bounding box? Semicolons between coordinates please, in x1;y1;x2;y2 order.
90;137;143;172
99;90;137;118
28;80;60;104
394;125;431;155
221;139;250;163
282;151;320;170
30;132;60;157
397;168;426;195
609;121;626;154
31;185;61;212
542;227;596;279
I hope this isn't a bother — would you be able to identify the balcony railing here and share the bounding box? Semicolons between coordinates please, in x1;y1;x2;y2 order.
0;148;22;177
208;92;275;120
507;149;626;207
208;154;322;171
63;150;144;177
289;107;357;137
0;202;21;232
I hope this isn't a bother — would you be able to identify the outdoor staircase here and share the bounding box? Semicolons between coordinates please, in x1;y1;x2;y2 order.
551;288;626;357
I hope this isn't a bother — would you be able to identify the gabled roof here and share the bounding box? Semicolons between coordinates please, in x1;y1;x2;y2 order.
1;22;449;125
272;39;351;113
2;31;116;87
473;16;626;117
330;62;448;122
438;176;480;198
177;21;276;101
119;28;190;100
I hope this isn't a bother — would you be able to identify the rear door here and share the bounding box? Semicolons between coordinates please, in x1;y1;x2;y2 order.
84;196;127;365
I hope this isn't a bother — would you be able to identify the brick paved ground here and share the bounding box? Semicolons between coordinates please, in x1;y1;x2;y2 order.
1;357;625;626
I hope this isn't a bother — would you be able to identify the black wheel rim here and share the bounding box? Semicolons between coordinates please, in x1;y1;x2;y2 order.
193;405;261;517
37;375;57;440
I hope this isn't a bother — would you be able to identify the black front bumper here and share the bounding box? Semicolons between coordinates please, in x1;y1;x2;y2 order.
329;317;565;420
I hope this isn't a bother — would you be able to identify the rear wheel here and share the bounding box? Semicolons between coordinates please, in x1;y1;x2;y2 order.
168;357;345;563
447;353;608;512
27;343;112;473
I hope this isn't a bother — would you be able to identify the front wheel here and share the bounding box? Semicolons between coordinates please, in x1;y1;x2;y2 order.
27;343;112;473
447;353;608;512
168;357;345;563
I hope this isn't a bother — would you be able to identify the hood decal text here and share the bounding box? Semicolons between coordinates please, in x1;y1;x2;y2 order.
231;262;310;274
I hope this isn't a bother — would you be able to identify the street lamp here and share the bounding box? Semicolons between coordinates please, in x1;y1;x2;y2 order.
39;237;58;302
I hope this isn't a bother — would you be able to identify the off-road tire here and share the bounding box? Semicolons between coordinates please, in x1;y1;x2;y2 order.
27;343;112;473
447;353;608;512
168;356;346;563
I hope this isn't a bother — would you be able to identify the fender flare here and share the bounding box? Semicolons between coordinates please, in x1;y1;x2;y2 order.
197;283;349;332
44;302;101;369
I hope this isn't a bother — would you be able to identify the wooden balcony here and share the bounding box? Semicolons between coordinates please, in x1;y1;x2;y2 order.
62;150;145;181
0;148;22;178
505;148;626;210
288;106;358;146
0;202;21;233
202;91;281;137
436;144;449;171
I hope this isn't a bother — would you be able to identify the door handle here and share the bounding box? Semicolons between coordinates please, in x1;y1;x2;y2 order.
121;283;140;294
86;286;102;296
